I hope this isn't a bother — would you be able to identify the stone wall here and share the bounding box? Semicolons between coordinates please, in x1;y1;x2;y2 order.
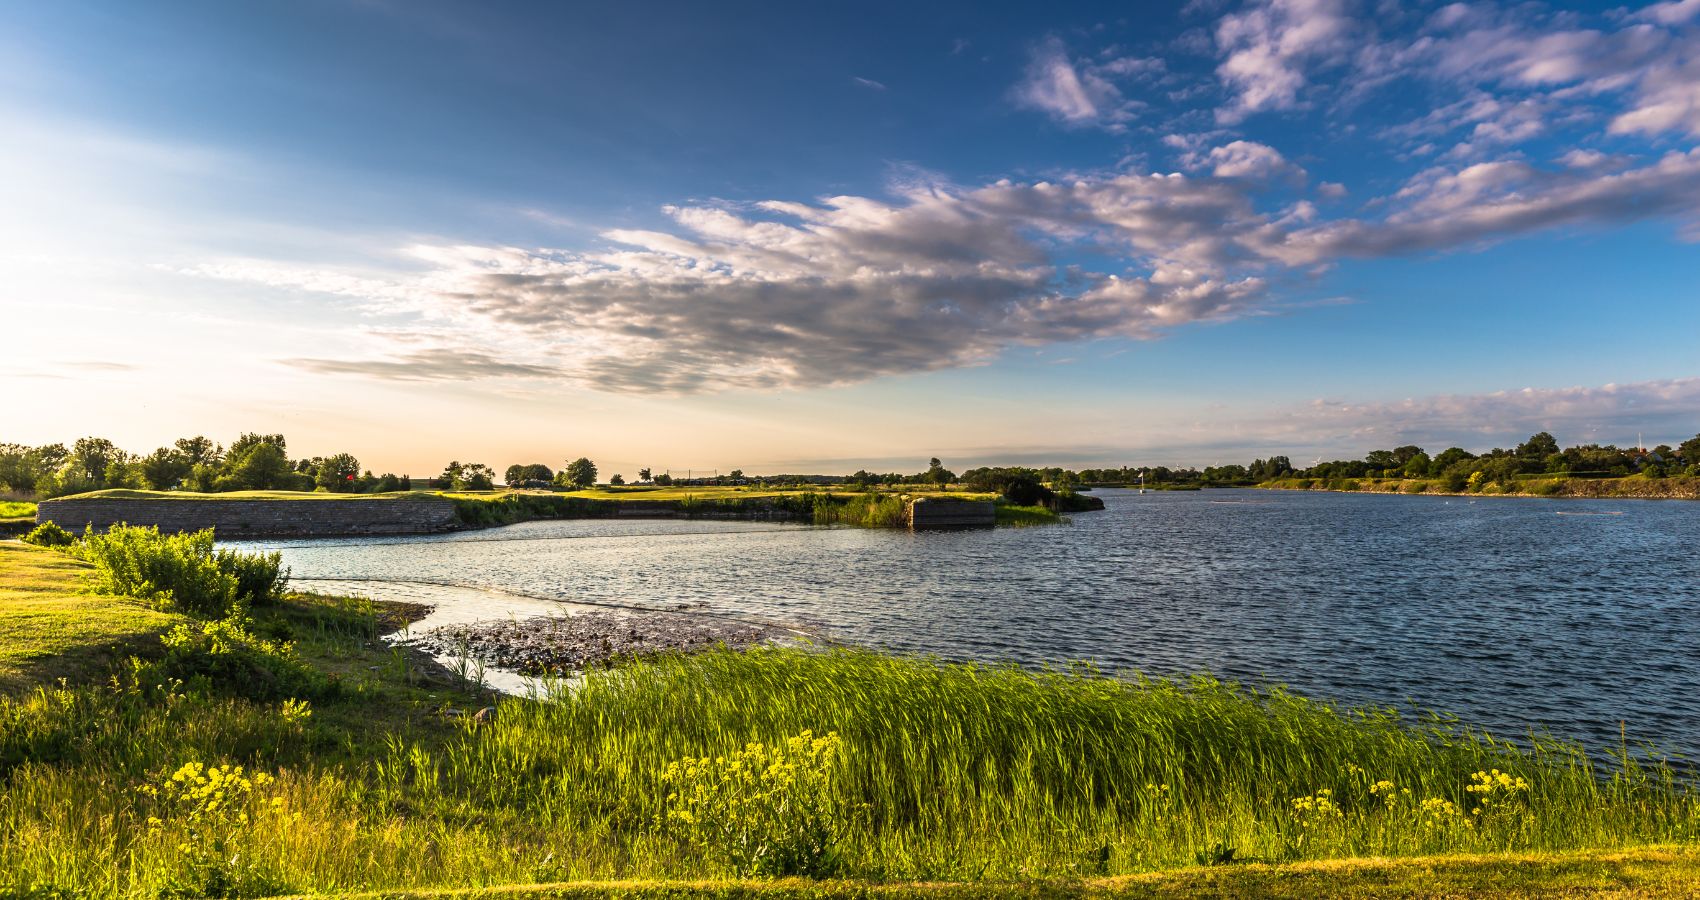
907;498;996;528
36;498;459;537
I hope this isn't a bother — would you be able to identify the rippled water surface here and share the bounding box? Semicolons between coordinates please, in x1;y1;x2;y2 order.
229;489;1700;751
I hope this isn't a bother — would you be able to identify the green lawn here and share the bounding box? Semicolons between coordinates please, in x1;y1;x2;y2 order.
0;501;35;518
0;542;180;690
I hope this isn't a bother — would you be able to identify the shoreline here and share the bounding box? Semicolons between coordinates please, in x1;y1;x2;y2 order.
1255;475;1700;501
308;575;817;695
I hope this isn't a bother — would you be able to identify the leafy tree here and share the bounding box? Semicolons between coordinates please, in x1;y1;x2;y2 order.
523;463;554;483
925;458;955;487
174;436;220;467
1364;449;1398;470
1401;451;1432;478
1432;447;1475;471
1517;431;1560;460
1679;433;1700;465
315;453;361;491
225;441;294;490
638;467;652;483
228;433;287;460
504;464;526;487
1391;445;1425;468
654;472;673;486
0;443;65;493
441;462;495;490
564;457;598;488
729;469;744;481
68;437;123;486
609;473;625;485
140;448;192;490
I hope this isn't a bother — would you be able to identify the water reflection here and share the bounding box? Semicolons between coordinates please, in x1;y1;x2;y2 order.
230;488;1700;753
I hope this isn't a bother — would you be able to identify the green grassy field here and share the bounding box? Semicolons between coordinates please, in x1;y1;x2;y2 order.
1;539;1696;897
0;543;178;689
0;500;36;518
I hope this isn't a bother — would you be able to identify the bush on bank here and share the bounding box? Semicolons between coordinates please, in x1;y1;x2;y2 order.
70;524;285;618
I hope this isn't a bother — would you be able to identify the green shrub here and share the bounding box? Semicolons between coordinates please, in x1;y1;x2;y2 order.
146;615;328;701
1402;481;1428;494
660;730;851;877
1525;479;1564;497
72;525;285;618
21;521;74;548
216;547;287;607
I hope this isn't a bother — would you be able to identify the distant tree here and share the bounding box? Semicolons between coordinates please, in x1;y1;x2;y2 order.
1678;433;1700;465
638;467;652;483
174;436;220;467
925;458;955;487
228;433;287;460
440;461;494;490
523;463;554;483
504;464;526;487
1364;449;1398;470
0;443;66;494
609;473;625;485
139;448;192;490
1401;451;1432;478
653;472;673;486
1390;445;1425;468
564;457;598;488
729;469;744;481
226;441;293;490
315;453;361;491
1431;447;1475;471
68;437;122;486
1517;431;1560;460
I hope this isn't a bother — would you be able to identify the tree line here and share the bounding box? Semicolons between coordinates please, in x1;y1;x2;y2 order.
6;431;1697;501
0;434;410;498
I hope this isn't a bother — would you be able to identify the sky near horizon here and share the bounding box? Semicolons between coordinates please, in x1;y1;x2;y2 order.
3;0;1699;477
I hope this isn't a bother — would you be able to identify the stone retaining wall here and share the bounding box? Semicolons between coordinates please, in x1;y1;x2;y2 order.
36;498;459;537
907;498;996;528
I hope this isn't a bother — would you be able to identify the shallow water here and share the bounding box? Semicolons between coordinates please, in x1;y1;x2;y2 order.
229;488;1700;753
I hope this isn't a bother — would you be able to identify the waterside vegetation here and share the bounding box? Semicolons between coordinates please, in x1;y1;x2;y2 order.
0;532;1697;896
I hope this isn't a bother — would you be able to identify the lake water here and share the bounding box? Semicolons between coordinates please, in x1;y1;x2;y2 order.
228;488;1700;754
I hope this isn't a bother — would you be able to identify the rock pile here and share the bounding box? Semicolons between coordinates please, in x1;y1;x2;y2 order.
402;610;780;675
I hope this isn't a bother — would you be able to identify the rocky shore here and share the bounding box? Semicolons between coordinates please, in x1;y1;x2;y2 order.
399;609;785;675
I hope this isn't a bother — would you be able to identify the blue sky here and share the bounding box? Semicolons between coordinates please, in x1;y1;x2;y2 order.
4;0;1699;475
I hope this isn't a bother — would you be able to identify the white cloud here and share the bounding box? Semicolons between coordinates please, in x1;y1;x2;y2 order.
192;145;1700;394
1205;140;1304;179
1010;37;1151;130
1275;377;1700;449
1635;0;1700;26
1214;0;1356;121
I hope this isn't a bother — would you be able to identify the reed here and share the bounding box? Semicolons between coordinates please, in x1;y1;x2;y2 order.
0;644;1693;895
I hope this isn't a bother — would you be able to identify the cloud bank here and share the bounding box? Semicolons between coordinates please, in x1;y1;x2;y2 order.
185;0;1700;396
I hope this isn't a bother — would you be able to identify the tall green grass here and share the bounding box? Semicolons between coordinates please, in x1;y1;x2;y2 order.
0;500;35;519
812;493;906;527
2;647;1693;895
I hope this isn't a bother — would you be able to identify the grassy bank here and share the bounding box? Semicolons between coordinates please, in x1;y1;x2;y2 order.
48;487;1051;530
2;537;1697;896
1260;474;1700;500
